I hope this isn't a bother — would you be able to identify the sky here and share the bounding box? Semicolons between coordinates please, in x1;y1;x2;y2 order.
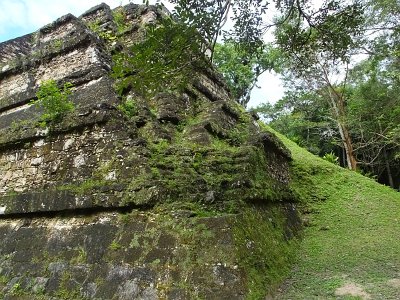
0;0;284;107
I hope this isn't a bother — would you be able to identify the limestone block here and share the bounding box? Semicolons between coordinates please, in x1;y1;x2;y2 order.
39;19;77;44
31;157;43;166
73;154;87;168
0;72;31;103
63;138;75;151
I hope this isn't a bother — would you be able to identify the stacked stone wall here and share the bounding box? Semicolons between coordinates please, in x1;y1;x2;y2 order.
0;3;300;299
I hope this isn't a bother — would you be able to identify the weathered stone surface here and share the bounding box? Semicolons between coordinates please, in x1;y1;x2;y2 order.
0;3;301;299
0;205;300;299
0;12;111;139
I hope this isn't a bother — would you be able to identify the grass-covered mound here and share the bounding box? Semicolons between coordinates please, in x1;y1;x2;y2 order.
268;126;400;299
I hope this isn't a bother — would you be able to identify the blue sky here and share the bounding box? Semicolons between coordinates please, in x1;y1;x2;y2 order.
0;0;284;106
0;0;127;43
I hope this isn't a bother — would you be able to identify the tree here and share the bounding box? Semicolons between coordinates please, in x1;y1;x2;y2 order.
212;43;281;107
270;1;364;170
347;58;400;187
254;91;339;156
119;0;364;103
258;0;400;183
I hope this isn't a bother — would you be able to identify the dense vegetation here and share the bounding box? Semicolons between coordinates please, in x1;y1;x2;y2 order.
250;0;400;187
126;0;398;189
118;4;399;295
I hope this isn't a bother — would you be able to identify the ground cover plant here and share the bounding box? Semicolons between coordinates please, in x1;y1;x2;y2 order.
268;126;400;299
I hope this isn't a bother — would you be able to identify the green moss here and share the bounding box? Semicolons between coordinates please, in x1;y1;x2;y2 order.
55;288;85;300
0;119;39;146
109;240;122;251
129;235;140;248
70;247;87;264
119;212;132;224
55;272;87;300
119;118;292;208
9;282;25;296
233;205;298;299
53;160;118;196
59;178;108;195
0;275;8;285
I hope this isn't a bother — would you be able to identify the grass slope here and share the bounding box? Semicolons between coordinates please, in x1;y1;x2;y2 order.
269;127;400;300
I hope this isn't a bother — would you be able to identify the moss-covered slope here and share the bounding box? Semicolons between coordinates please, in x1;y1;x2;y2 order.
269;126;400;300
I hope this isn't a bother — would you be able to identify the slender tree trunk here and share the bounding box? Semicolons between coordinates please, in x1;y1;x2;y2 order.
325;89;357;170
319;63;357;170
338;122;357;170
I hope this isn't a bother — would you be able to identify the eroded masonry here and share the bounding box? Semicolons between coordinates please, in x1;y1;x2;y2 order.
0;3;300;299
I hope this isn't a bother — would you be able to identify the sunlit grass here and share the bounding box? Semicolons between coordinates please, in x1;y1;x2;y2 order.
267;126;400;299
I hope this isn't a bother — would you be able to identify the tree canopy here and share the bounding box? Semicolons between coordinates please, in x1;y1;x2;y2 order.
253;0;399;187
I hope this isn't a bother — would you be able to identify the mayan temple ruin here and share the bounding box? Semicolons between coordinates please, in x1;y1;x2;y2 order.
0;3;301;299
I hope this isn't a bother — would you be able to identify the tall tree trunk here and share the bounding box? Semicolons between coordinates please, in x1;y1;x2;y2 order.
325;89;357;170
320;63;357;171
338;122;357;170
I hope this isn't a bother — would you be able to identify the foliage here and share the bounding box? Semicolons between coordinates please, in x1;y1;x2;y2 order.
112;7;130;34
112;17;206;97
272;0;365;170
264;0;400;186
117;97;137;118
168;0;233;58
115;0;367;107
322;152;339;165
166;0;363;62
34;80;74;125
253;93;338;156
346;57;400;186
274;1;364;67
213;42;281;107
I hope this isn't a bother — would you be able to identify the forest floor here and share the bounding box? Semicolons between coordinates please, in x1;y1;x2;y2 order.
270;127;400;300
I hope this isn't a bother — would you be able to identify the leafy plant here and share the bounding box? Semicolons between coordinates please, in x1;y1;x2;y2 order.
112;8;130;34
87;20;117;42
52;38;63;51
117;98;137;118
322;152;339;165
112;17;206;97
34;80;74;125
9;282;24;296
